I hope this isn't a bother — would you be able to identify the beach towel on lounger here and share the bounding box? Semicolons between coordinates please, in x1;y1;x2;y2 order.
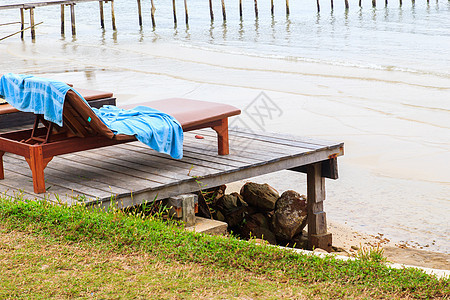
0;73;183;159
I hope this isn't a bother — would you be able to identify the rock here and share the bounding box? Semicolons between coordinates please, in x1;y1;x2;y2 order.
248;213;270;229
215;193;248;228
271;190;307;241
241;217;277;245
291;234;309;249
240;182;279;211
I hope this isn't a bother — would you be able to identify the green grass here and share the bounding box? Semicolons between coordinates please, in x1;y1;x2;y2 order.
0;195;448;299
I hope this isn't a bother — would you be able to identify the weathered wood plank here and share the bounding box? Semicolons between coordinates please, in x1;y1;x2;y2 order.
4;154;127;197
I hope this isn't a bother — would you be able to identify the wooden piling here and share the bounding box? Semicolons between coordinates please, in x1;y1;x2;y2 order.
385;0;388;6
399;0;402;6
150;0;156;28
172;0;177;24
70;4;76;36
271;0;274;15
137;0;143;26
372;0;376;7
316;0;320;12
239;0;243;18
286;0;290;15
20;8;24;39
345;0;349;9
359;0;362;7
184;0;188;25
110;0;116;30
60;4;65;35
99;1;104;28
29;7;36;40
331;0;334;10
221;0;226;21
254;0;258;18
209;0;214;21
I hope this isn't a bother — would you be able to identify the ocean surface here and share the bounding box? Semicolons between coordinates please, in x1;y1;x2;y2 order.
1;0;449;253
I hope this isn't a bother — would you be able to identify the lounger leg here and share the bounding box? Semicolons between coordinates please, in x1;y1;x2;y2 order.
26;146;52;194
212;118;229;155
0;151;4;180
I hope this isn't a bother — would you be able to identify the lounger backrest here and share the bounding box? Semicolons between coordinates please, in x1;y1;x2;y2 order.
63;90;115;139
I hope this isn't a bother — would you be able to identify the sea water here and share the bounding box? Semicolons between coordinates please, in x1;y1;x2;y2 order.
0;0;449;253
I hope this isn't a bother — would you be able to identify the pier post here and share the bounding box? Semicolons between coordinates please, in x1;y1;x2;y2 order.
271;0;274;15
110;1;116;30
239;0;243;18
70;4;76;36
184;0;188;25
221;0;226;21
150;0;156;28
372;0;376;7
307;163;332;252
60;5;65;35
385;0;388;6
209;0;214;21
359;0;362;7
286;0;290;15
331;0;334;10
99;1;105;28
20;8;25;39
399;0;402;7
29;7;36;40
254;0;258;18
137;0;143;26
345;0;349;9
172;0;177;25
316;0;320;12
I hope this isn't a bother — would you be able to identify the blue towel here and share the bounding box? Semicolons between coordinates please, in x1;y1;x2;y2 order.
0;73;71;126
92;105;184;159
0;73;184;159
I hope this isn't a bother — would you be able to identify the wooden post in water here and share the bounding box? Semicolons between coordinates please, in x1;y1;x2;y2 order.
209;0;214;21
60;5;65;35
286;0;290;15
316;0;320;12
172;0;177;25
29;7;36;40
221;0;226;21
99;1;105;28
399;0;402;7
372;0;376;7
150;0;156;28
184;0;188;25
385;0;388;6
359;0;362;7
70;4;76;36
239;0;243;18
20;8;25;39
331;0;334;10
271;0;274;15
110;1;116;30
254;0;258;18
345;0;349;9
137;0;143;26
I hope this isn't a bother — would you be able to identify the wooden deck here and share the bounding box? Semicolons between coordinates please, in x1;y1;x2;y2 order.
0;127;342;206
0;127;343;250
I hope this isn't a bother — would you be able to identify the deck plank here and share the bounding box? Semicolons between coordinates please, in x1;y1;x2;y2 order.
0;129;344;208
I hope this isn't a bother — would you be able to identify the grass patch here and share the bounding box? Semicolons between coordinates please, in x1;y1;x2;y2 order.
0;195;448;299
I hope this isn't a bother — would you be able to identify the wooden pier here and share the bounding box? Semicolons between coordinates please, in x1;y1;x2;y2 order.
0;0;409;40
0;126;343;250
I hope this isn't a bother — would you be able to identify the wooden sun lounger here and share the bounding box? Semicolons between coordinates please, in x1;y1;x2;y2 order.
0;90;241;194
